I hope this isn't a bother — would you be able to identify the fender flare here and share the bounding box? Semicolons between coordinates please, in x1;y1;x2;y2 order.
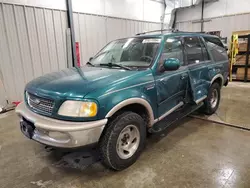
105;98;155;126
210;74;224;87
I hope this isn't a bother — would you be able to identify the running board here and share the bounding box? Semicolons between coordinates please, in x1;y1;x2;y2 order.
149;102;204;133
195;95;207;104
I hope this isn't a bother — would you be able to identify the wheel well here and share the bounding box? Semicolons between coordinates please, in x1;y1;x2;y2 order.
107;103;150;127
212;77;223;87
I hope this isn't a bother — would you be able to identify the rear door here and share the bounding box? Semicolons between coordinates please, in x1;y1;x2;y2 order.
184;36;211;103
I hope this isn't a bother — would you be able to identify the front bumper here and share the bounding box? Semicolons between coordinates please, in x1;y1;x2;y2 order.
15;102;107;148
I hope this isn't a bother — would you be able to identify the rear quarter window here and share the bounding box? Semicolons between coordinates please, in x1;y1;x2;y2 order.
203;37;228;62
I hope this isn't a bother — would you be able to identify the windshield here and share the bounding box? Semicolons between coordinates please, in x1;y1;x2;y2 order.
90;37;161;68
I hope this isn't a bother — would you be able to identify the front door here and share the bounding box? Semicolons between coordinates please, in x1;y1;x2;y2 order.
155;36;189;118
183;36;210;103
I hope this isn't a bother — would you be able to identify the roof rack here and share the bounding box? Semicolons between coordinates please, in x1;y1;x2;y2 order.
135;29;210;36
135;28;179;36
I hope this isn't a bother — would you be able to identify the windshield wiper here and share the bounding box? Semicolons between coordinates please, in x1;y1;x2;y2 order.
99;63;131;70
86;62;95;67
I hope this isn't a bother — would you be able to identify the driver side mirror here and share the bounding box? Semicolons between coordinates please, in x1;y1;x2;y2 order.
89;57;93;62
163;58;180;71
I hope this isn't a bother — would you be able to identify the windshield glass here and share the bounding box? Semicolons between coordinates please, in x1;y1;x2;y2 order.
90;37;161;68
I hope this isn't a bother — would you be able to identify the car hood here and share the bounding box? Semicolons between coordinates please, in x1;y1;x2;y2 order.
26;66;144;99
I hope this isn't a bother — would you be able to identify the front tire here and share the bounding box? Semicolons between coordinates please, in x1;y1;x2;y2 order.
100;111;146;171
202;82;221;115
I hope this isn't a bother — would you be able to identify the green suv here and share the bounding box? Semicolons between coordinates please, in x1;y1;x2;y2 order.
16;31;229;170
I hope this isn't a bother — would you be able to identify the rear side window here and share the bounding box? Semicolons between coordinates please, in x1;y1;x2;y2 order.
203;37;228;62
184;36;204;64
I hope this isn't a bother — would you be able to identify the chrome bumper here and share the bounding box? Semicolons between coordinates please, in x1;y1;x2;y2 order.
15;102;107;148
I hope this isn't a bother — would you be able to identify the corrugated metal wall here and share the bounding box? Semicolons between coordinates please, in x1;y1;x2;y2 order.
176;21;202;32
176;12;250;41
0;2;161;103
0;3;68;102
73;13;161;64
203;13;250;40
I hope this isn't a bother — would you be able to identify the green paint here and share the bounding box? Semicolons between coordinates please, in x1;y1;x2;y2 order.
25;32;229;122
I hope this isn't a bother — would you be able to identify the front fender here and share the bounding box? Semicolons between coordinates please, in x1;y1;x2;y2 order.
99;88;157;125
85;83;158;125
105;97;155;126
84;69;157;123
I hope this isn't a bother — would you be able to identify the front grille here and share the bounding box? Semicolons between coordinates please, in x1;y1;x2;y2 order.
26;92;54;115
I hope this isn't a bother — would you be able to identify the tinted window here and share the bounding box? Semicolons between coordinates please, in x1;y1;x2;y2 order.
184;36;203;64
203;37;228;62
159;37;184;67
200;38;210;61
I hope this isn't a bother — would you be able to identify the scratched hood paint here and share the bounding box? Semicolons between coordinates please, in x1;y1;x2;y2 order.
25;66;145;99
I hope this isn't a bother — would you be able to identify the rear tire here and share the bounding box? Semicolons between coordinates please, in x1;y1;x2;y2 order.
99;111;146;171
202;82;221;115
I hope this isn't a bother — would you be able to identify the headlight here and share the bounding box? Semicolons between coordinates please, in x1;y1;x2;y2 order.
58;101;97;117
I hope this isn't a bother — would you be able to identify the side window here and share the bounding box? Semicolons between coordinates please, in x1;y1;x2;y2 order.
203;37;228;62
199;37;210;61
184;36;203;64
159;37;184;68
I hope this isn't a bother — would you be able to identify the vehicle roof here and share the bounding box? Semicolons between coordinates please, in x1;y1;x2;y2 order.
135;31;220;39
